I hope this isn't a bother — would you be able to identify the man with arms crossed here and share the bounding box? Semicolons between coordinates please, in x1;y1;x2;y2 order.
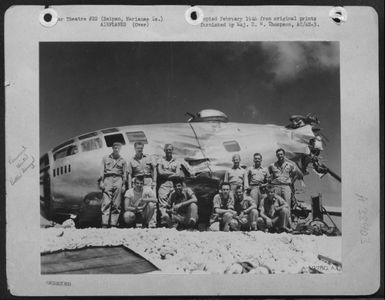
123;175;157;228
210;182;237;232
99;142;127;228
257;185;292;233
164;176;198;229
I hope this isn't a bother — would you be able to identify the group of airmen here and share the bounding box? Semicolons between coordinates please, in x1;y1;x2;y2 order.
99;141;304;233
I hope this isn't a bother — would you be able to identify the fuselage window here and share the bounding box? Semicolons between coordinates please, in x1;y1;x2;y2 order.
53;144;79;161
223;140;241;152
81;137;103;152
52;139;75;152
125;131;148;144
104;133;126;147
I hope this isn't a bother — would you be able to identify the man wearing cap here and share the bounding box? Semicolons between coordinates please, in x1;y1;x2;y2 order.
257;185;292;233
163;176;198;229
157;144;182;225
246;153;269;208
99;142;127;227
210;182;237;232
127;142;156;190
233;185;259;231
123;175;157;228
268;148;303;210
224;154;247;195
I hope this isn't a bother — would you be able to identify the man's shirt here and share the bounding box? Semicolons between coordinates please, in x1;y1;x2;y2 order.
167;187;196;212
124;187;156;211
157;157;181;182
128;154;154;177
212;193;234;212
101;154;127;180
225;167;246;186
259;194;287;218
234;194;255;214
247;166;269;186
268;160;298;185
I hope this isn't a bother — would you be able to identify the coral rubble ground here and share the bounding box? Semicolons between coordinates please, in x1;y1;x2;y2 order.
41;228;342;274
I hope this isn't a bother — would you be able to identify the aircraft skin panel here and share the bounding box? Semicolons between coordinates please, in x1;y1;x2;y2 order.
46;122;316;215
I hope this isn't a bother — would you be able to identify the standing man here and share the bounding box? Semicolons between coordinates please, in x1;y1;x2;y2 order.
164;176;198;229
123;175;157;228
210;182;237;232
127;142;156;190
233;185;259;231
268;148;303;210
257;185;292;233
157;144;182;225
224;154;247;195
246;153;269;208
99;142;127;228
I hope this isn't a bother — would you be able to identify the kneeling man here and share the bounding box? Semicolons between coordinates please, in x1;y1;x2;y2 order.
123;175;157;228
210;182;238;232
164;176;198;229
257;185;292;233
233;185;259;231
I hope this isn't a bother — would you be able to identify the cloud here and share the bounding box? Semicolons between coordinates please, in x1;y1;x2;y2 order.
243;103;260;121
261;42;339;82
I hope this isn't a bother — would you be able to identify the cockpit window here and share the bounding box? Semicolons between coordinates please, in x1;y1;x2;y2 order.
81;137;103;152
223;140;241;152
104;133;126;147
53;144;79;161
125;131;148;144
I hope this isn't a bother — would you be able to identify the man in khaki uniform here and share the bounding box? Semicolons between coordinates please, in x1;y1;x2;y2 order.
246;153;269;208
157;144;182;225
164;176;198;229
224;154;247;195
257;185;292;233
127;142;156;190
123;175;157;228
233;185;259;231
99;142;127;227
268;148;303;209
210;182;237;232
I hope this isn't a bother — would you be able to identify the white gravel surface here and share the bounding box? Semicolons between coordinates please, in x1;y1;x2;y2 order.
41;228;342;274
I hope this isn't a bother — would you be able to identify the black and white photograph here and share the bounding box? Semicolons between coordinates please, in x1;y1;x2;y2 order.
39;41;342;275
4;5;380;296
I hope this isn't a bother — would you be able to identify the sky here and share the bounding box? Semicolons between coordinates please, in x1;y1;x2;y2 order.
40;42;341;206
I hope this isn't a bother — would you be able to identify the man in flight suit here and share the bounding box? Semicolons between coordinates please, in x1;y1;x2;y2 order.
99;142;127;228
